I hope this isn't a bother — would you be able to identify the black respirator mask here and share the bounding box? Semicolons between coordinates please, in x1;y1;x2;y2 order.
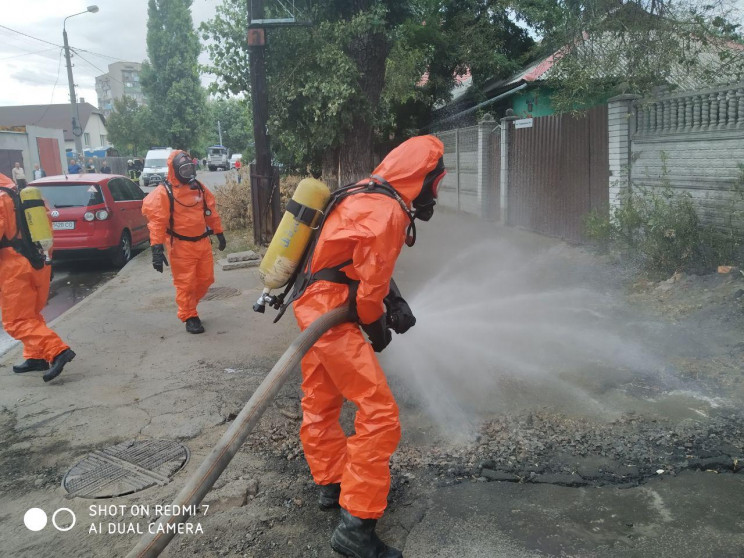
172;152;198;188
412;157;446;222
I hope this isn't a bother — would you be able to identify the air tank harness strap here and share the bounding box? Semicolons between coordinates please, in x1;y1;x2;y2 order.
286;198;323;228
0;186;46;269
161;181;213;244
368;174;417;247
273;259;357;324
22;199;45;210
166;229;213;242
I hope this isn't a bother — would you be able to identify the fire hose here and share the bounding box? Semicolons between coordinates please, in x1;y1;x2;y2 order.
126;305;350;558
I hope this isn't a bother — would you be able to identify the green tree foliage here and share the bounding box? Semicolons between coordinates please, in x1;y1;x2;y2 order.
141;0;206;150
202;98;255;159
510;0;744;112
201;0;533;182
106;97;158;157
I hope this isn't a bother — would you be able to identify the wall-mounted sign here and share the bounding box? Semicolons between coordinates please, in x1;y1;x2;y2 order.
514;118;533;129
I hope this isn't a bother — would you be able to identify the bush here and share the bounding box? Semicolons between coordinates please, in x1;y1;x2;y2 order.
213;172;304;233
214;170;253;231
584;159;744;277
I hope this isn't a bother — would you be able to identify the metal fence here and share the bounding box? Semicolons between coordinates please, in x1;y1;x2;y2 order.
436;125;480;213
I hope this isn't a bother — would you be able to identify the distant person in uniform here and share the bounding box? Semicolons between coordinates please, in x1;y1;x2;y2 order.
234;157;242;183
11;162;27;189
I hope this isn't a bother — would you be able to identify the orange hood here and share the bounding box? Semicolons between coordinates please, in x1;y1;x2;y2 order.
0;172;15;189
166;150;188;186
369;135;444;206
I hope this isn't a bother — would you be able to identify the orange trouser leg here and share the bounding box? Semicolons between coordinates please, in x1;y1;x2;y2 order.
300;346;348;484
300;322;401;520
168;238;214;321
0;258;68;361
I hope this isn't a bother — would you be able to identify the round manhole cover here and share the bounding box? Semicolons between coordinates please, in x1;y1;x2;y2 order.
62;440;189;499
202;286;241;301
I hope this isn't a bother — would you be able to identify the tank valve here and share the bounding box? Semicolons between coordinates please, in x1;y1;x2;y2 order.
253;289;285;313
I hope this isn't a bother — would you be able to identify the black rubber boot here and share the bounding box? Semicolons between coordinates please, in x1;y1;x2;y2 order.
185;317;205;334
331;508;402;558
13;359;49;373
318;483;341;510
43;349;76;383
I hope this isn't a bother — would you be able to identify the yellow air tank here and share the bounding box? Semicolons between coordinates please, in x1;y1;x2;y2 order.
259;177;330;291
20;186;53;263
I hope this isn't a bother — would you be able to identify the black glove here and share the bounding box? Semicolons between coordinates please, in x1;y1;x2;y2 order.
384;278;416;334
386;297;416;334
361;315;392;353
152;244;169;273
216;233;227;251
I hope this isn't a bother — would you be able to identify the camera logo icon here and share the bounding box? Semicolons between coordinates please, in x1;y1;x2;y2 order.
24;508;76;532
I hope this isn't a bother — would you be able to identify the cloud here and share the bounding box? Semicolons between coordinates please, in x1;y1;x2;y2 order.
1;0;222;107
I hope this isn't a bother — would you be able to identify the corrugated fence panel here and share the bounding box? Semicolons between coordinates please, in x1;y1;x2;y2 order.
507;107;608;242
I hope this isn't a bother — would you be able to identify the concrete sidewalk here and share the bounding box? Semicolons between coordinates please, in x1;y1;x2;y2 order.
1;212;743;558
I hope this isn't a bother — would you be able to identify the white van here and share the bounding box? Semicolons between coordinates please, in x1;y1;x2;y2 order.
141;147;173;187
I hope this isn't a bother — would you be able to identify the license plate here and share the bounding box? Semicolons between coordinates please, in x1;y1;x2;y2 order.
52;221;75;230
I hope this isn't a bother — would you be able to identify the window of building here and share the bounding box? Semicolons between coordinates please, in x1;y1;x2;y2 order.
100;135;107;146
84;133;90;146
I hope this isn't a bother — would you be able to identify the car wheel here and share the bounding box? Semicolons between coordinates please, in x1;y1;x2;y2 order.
110;230;132;268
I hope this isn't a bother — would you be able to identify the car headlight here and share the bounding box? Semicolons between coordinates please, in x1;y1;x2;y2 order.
84;211;95;221
95;210;109;220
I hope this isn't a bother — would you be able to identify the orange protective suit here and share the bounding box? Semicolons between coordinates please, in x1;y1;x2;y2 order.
0;173;69;362
142;151;224;322
293;135;445;520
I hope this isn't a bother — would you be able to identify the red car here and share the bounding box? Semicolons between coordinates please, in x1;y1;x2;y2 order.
31;174;149;267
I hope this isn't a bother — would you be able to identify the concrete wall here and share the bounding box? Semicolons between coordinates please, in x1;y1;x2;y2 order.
0;130;30;177
435;118;496;218
26;125;66;172
609;83;744;230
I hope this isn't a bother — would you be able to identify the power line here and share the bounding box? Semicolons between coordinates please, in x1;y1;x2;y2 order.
0;47;58;61
0;24;125;63
0;24;60;48
72;49;124;85
31;48;65;125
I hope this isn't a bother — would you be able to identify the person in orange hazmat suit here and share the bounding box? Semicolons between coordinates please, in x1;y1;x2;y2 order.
292;135;447;558
0;173;75;382
142;150;226;334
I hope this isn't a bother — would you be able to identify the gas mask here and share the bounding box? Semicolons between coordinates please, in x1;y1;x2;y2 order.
412;157;446;222
172;152;197;188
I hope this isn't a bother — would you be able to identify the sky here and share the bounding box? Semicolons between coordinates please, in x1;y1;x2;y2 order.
2;0;744;109
0;0;222;107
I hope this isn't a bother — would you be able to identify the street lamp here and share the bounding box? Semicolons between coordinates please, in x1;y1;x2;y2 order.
63;5;99;158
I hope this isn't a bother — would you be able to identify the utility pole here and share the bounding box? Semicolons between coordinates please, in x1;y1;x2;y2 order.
63;28;84;157
248;0;274;244
217;120;223;146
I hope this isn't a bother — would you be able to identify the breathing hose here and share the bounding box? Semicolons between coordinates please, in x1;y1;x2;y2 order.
126;305;350;558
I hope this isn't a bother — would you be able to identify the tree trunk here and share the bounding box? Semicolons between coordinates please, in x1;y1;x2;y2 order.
321;146;340;191
333;3;391;185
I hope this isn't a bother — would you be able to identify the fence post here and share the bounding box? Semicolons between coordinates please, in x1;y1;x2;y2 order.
499;114;518;224
607;94;640;213
477;114;495;219
455;128;461;211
